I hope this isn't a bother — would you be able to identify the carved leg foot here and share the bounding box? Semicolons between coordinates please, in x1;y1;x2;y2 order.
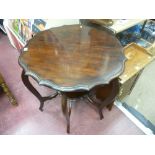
61;94;72;134
87;95;104;120
39;101;44;111
98;108;104;120
21;70;58;111
1;82;17;106
106;102;114;111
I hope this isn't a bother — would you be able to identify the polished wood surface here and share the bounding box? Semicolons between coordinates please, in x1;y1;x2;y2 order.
19;24;126;133
19;24;126;92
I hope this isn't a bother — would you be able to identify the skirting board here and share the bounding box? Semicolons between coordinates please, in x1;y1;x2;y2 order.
115;100;154;135
0;24;6;34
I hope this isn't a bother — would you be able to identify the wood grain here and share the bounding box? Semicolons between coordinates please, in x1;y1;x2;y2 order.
119;43;153;84
19;24;126;92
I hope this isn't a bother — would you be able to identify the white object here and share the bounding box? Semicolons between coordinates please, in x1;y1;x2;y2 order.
110;19;146;33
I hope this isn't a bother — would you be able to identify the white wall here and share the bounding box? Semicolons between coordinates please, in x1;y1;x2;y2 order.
45;19;79;29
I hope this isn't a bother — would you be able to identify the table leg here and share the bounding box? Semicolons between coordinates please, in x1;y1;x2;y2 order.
87;95;104;120
61;94;72;134
106;102;114;111
87;78;119;120
21;70;58;111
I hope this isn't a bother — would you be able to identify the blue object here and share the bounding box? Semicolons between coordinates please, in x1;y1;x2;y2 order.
117;24;142;46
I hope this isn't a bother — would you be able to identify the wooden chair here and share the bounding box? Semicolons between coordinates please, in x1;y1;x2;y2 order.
0;73;17;106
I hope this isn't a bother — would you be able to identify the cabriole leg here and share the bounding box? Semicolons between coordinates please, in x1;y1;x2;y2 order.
61;94;72;134
21;70;58;111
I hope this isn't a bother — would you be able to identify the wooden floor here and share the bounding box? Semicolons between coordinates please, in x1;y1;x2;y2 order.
0;32;144;134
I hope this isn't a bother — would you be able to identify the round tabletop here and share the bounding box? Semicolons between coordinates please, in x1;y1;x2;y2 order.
19;24;126;92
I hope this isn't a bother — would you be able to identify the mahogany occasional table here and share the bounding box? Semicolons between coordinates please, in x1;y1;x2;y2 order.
18;24;126;133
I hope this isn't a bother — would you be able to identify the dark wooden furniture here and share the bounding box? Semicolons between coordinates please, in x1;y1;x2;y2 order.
0;73;17;106
18;24;126;133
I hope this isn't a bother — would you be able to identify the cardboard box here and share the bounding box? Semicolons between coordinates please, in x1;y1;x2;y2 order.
118;43;154;99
